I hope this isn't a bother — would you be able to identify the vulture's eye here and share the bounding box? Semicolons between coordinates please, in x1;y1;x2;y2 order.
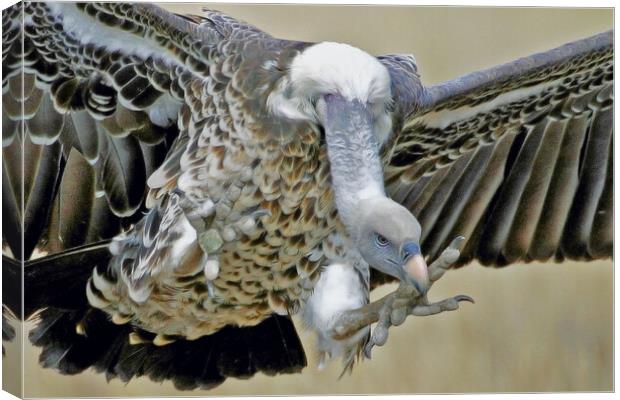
375;234;389;247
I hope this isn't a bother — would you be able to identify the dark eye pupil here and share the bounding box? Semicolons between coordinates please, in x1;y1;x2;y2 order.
376;235;388;246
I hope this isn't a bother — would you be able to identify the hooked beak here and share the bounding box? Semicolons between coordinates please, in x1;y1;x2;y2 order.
402;243;429;295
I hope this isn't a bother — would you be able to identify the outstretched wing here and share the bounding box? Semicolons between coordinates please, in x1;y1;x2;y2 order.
3;2;308;388
1;2;269;261
385;30;613;267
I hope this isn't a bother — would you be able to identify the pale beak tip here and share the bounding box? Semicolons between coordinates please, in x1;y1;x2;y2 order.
404;254;429;294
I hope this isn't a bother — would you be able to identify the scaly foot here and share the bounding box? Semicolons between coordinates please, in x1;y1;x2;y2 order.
330;236;473;359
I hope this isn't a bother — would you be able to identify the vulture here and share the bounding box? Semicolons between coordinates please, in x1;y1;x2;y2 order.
1;1;613;391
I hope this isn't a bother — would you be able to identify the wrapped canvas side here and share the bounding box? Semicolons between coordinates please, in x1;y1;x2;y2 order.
3;2;25;398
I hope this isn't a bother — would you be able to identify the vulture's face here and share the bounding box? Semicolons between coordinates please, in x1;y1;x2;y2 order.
355;198;429;295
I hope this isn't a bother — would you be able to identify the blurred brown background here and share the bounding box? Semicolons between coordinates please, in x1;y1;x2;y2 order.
9;2;613;396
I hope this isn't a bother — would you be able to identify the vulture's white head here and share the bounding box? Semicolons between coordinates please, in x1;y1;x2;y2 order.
269;42;393;145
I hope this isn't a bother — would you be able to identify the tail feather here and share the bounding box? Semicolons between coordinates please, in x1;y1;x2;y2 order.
24;242;307;390
3;255;22;357
30;307;306;390
31;308;121;375
24;241;111;317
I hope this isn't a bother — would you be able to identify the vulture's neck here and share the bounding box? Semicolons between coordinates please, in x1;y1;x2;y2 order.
324;109;387;233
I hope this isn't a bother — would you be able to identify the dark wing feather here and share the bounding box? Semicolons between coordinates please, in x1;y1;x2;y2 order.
385;30;613;268
0;2;234;260
99;135;147;217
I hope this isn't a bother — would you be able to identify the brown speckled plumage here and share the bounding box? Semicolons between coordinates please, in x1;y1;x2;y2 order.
4;2;336;337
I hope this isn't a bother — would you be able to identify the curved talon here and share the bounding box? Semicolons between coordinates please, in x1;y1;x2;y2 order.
364;327;388;359
449;235;466;250
371;325;389;348
454;294;475;304
411;294;475;316
364;343;373;359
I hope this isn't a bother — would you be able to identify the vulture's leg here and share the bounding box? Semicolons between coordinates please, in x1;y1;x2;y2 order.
330;236;473;358
301;262;370;372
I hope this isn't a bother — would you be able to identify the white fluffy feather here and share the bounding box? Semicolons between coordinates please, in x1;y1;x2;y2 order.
290;42;391;103
267;42;393;142
302;262;369;368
